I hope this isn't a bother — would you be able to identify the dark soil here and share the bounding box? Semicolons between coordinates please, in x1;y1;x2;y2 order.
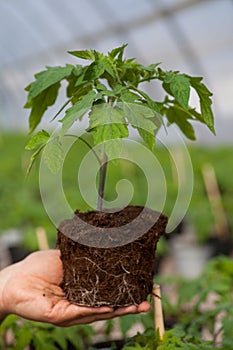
57;205;168;307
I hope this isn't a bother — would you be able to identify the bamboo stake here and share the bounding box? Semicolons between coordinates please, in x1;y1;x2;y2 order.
153;284;165;339
202;163;229;240
36;227;49;250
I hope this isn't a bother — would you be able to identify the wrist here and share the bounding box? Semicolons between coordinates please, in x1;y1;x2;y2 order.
0;265;12;322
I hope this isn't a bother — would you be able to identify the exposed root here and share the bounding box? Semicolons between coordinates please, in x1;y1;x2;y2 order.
57;206;168;307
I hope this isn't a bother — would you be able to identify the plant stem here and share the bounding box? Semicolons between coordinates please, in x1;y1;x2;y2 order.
97;146;108;211
66;134;101;166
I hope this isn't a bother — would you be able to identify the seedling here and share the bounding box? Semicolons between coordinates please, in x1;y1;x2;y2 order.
24;44;215;307
25;44;214;210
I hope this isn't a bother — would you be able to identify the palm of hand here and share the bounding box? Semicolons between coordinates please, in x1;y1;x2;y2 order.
1;250;150;326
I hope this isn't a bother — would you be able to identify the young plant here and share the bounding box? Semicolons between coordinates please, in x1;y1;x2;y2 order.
24;44;215;308
25;44;215;210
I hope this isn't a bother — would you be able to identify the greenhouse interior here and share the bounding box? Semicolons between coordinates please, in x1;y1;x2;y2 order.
0;0;233;349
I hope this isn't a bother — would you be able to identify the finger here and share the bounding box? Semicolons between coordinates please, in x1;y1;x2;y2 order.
56;310;125;327
109;302;150;317
137;301;151;313
55;302;150;327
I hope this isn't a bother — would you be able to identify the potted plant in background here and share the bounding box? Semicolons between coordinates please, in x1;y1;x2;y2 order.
24;44;215;309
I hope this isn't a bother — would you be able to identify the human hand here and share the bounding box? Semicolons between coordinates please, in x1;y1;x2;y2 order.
0;249;150;327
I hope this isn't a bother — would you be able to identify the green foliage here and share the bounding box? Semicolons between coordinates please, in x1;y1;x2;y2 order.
25;129;50;173
24;44;214;174
0;134;232;248
0;315;94;349
25;65;73;133
0;136;232;350
43;137;64;174
164;72;190;110
121;327;216;349
153;256;233;348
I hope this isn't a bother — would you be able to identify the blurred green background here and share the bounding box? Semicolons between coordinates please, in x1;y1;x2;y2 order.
0;132;232;252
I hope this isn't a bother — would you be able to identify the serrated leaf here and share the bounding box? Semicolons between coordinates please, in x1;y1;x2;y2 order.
139;63;160;72
66;66;84;97
108;44;128;60
68;49;95;60
25;129;50;175
105;137;124;159
43;137;64;174
121;102;157;149
102;57;117;79
27;82;60;133
89;103;126;129
26;144;47;174
113;84;124;94
94;83;115;97
92;124;127;159
71;83;93;104
166;106;196;140
60;90;97;134
165;72;190;109
189;76;215;134
131;86;165;132
137;127;155;149
89;104;128;158
25;130;50;150
120;89;140;103
84;60;105;81
26;65;73;103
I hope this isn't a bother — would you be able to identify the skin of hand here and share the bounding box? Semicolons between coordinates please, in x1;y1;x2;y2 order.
0;249;150;327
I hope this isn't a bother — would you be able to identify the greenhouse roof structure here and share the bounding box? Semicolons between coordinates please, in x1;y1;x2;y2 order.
0;0;232;143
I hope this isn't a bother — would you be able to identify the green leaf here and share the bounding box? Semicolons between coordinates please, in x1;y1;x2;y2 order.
121;102;157;149
137;127;156;150
27;82;60;133
120;89;140;103
131;86;165;132
108;44;128;60
71;83;94;104
25;130;50;150
66;65;83;97
26;65;73;103
84;60;105;81
222;316;233;349
0;315;18;329
25;130;50;174
43;137;64;174
15;326;33;349
189;76;215;134
26;143;47;174
165;72;190;109
89;104;128;158
89;103;126;130
104;137;124;159
52;328;67;350
139;63;160;72
68;49;95;60
102;57;117;79
119;314;137;337
60;90;97;134
166;105;196;140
